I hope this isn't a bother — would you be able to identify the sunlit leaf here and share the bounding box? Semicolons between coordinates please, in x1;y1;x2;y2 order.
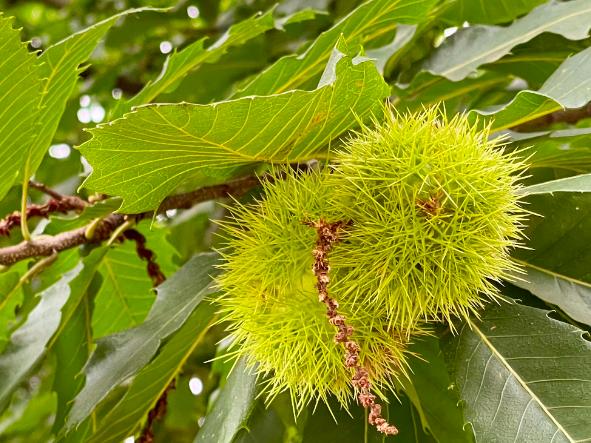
79;48;389;212
23;8;163;181
237;0;436;97
521;173;591;195
0;15;42;200
112;8;318;117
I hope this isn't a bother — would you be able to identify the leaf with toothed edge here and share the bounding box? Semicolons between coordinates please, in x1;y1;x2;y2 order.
469;46;591;131
0;14;43;201
509;262;591;327
21;7;164;184
112;7;316;118
78;44;390;213
443;301;591;442
235;0;437;97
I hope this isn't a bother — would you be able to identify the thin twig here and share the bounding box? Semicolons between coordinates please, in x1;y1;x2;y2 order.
137;381;176;443
121;228;170;443
305;219;398;437
511;101;591;132
122;229;166;286
0;196;88;236
29;180;67;200
0;173;268;266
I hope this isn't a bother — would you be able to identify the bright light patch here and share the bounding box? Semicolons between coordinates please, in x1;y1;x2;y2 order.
443;27;458;38
189;376;204;396
77;108;91;124
31;37;42;49
49;143;71;159
160;41;173;54
187;5;200;19
80;156;93;175
123;437;134;443
79;94;91;107
112;88;123;100
90;104;105;123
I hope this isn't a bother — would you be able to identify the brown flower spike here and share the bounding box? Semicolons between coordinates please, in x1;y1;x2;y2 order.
305;219;398;436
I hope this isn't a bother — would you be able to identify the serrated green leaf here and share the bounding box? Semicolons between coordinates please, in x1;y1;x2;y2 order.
236;0;436;97
403;336;474;443
87;302;216;443
194;357;258;443
469;47;591;131
521;173;591;195
487;35;588;89
444;301;591;442
510;261;591;327
424;0;591;81
92;224;179;338
442;0;546;25
22;8;162;183
79;50;389;212
0;14;43;201
0;248;106;412
66;252;219;429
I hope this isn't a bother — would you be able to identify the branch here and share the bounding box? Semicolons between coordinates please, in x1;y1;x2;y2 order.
28;180;69;200
0;214;125;266
0;173;266;266
511;102;591;132
0;195;88;236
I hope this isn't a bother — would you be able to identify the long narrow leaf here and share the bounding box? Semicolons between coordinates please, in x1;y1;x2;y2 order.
66;252;219;429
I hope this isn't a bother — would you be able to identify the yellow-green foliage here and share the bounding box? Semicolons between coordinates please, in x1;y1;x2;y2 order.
216;107;527;411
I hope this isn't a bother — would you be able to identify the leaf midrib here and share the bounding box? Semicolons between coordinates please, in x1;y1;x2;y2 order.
469;319;574;442
441;4;591;78
512;258;591;290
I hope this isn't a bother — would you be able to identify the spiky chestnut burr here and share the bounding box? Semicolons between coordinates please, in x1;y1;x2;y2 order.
329;107;528;331
216;170;410;413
